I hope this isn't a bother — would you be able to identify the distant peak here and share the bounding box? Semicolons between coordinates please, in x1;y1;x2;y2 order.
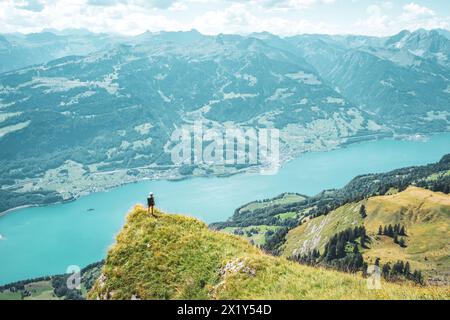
25;31;60;41
187;28;201;35
249;31;278;39
397;30;412;37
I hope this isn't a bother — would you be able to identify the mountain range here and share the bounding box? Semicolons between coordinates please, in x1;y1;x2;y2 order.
0;28;449;213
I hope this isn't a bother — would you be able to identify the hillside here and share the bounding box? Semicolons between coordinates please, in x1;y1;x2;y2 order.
0;31;116;73
1;29;449;214
286;29;450;131
0;262;102;300
0;30;388;214
212;154;450;246
283;187;450;285
87;206;448;300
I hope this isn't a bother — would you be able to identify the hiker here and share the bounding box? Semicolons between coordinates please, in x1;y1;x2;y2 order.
147;192;155;216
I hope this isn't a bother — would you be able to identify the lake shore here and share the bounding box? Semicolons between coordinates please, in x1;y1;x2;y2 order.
0;131;449;285
0;131;390;217
1;130;444;218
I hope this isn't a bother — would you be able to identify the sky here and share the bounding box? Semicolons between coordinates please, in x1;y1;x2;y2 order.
0;0;449;36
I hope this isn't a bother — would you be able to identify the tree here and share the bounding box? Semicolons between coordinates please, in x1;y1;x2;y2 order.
387;225;394;237
400;226;406;236
398;237;406;248
360;204;367;218
413;270;424;285
404;262;411;276
263;227;288;255
382;263;391;279
326;244;337;261
378;226;383;235
336;239;346;258
394;224;400;234
362;262;369;277
360;227;367;248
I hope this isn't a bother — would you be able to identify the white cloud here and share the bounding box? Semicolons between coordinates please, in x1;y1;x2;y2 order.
401;2;435;19
355;2;449;36
192;3;338;35
0;0;187;34
381;1;393;10
0;0;448;36
232;0;336;10
87;0;179;9
399;3;448;32
355;4;392;35
15;0;45;12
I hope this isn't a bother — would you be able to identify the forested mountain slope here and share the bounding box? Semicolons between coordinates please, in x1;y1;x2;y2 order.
213;155;450;285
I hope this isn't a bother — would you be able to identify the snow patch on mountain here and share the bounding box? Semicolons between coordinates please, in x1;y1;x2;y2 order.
444;85;450;94
60;90;96;106
158;90;172;102
425;111;449;121
32;77;87;93
134;123;153;135
380;79;394;88
266;88;293;101
223;92;259;100
0;112;22;123
299;98;308;105
285;71;321;85
154;73;167;81
235;73;257;87
325;97;345;106
0;120;30;138
30;76;119;95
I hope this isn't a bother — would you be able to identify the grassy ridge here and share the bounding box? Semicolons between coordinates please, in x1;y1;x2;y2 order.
283;187;450;284
88;206;449;300
364;187;450;282
282;202;364;257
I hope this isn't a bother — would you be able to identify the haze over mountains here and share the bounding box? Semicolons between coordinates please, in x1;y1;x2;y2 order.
0;28;449;212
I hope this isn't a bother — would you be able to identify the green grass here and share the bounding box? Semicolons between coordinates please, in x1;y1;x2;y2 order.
282;202;364;257
276;212;298;220
222;225;281;246
283;187;450;284
88;205;449;300
238;193;306;213
426;170;450;182
0;291;22;300
23;281;56;300
0;262;103;300
0;280;58;300
364;187;450;278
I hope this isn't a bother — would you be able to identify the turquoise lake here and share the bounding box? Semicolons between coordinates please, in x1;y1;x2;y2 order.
0;133;449;285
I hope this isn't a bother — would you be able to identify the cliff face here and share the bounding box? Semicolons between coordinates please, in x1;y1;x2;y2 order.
88;206;448;300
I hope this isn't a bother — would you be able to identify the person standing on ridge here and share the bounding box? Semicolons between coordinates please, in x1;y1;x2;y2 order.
147;192;155;216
